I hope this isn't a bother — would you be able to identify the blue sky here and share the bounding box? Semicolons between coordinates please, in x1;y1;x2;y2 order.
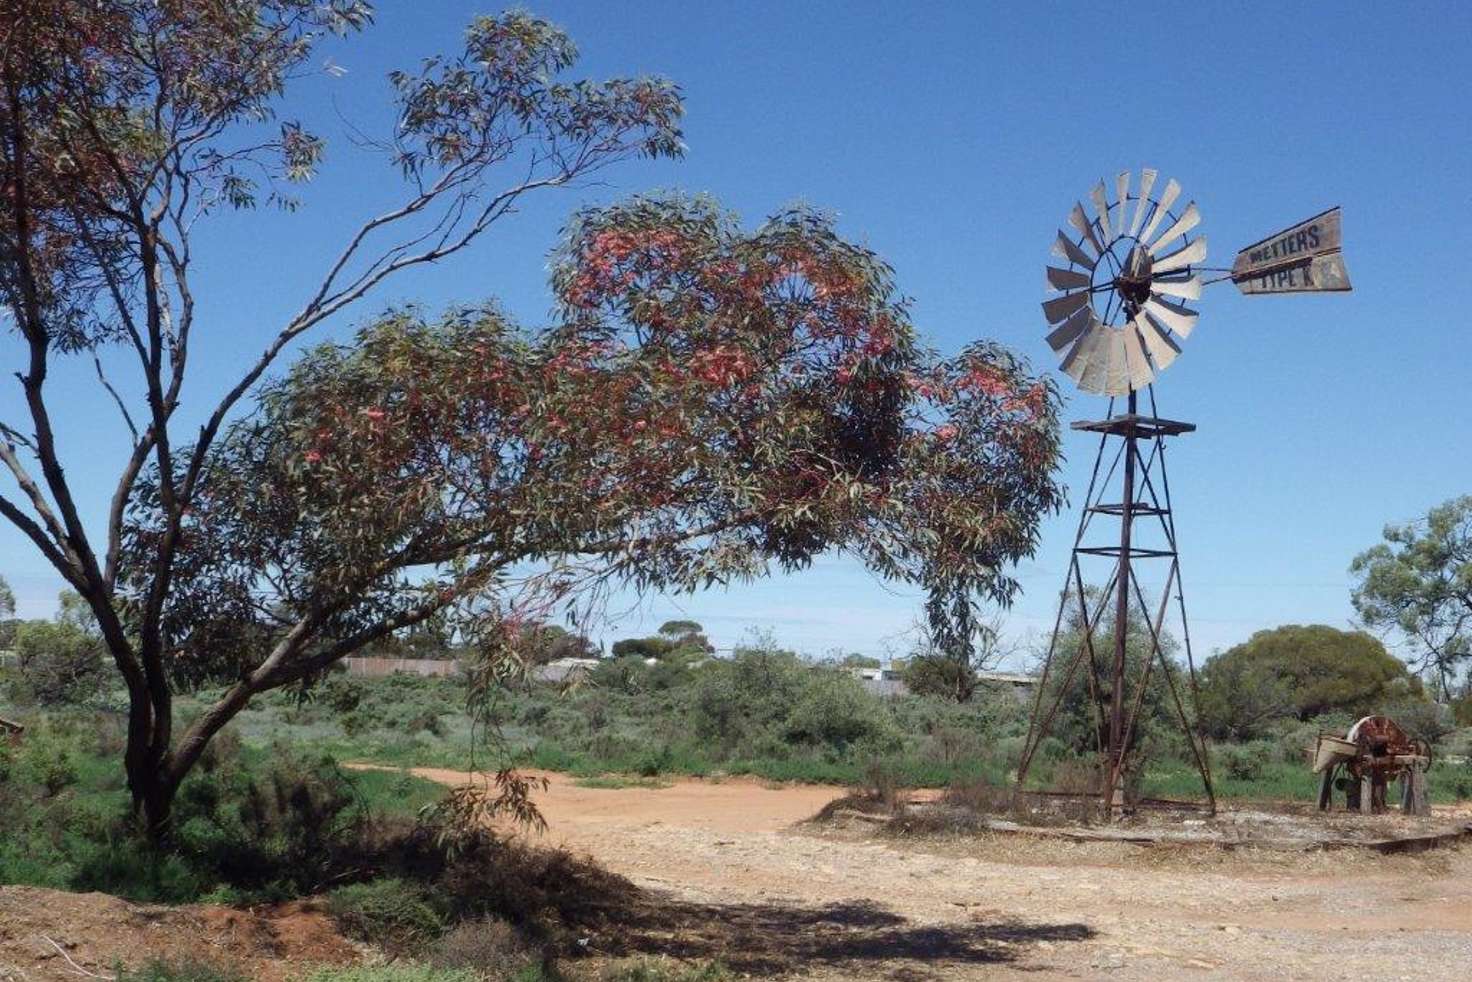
2;2;1470;670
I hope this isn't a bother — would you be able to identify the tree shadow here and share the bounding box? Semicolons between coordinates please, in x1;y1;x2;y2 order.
601;894;1095;978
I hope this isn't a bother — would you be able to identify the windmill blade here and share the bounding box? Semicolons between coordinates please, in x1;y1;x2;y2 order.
1052;230;1097;270
1090;181;1113;241
1046;265;1091;292
1061;318;1106;388
1077;326;1112;394
1115;171;1130;232
1041;288;1090;324
1138;177;1181;244
1151;273;1202;301
1142;295;1199;337
1151;235;1208;275
1123;320;1154;391
1069;203;1105;256
1148;201;1202;254
1137;316;1181;370
1103;329;1130;396
1045;306;1092;353
1129;168;1157;237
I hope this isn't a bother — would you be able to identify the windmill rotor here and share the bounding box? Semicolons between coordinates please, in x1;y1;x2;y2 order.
1043;169;1205;396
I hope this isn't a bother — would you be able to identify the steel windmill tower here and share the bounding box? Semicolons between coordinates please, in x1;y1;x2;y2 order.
1015;169;1350;818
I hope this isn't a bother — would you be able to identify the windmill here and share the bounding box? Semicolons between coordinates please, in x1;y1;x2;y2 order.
1016;169;1350;818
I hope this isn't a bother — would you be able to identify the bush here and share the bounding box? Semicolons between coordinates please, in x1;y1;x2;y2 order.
10;721;82;794
328;878;445;954
11;620;105;706
1384;699;1455;745
904;653;977;703
784;669;897;751
431;916;542;978
297;968;482;982
172;744;368;899
605;959;731;982
685;642;896;758
1199;625;1417;735
591;655;650;695
114;957;248;982
1217;742;1271;782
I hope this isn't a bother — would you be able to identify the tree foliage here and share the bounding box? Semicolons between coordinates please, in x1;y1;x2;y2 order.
1198;624;1418;738
1351;495;1472;697
610;637;674;660
0;574;14;649
657;619;712;652
7;589;103;705
612;619;712;661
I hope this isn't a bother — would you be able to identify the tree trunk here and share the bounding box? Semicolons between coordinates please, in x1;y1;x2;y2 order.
124;723;171;840
131;763;176;841
122;677;179;842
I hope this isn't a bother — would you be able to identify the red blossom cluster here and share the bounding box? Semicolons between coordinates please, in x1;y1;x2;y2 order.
688;344;756;387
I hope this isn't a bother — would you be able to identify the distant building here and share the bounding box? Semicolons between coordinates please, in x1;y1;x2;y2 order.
976;670;1038;703
849;663;1038;702
341;656;459;679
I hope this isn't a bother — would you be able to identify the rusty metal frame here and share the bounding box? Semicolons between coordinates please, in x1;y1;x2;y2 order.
1015;385;1215;818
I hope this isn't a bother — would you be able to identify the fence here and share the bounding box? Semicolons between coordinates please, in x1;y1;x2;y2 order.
341;656;461;679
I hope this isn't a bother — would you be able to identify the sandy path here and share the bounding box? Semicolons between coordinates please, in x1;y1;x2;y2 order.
371;766;1472;980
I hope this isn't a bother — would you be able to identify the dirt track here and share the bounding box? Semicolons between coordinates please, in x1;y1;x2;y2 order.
399;766;1472;981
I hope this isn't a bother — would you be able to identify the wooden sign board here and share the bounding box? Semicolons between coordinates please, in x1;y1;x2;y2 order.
1235;252;1350;294
1231;206;1351;294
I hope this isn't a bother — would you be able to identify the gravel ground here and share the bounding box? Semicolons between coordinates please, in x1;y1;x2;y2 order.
399;766;1472;981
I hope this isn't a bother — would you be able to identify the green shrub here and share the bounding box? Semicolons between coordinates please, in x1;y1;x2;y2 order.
114;956;248;982
10;619;106;706
605;958;732;981
329;878;445;954
322;676;368;714
783;669;897;751
1438;760;1472;801
12;722;82;794
296;968;481;982
431;916;542;977
1217;742;1271;782
172;744;367;899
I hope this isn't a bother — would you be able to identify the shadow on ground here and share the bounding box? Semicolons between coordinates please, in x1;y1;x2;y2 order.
377;830;1095;979
603;895;1095;978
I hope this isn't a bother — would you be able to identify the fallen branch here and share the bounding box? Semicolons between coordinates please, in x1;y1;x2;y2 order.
36;937;113;981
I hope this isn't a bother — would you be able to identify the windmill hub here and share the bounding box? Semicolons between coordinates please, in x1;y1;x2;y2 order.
1115;245;1155;309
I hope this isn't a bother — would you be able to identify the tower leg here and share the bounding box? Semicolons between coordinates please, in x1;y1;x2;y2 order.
1105;391;1137;817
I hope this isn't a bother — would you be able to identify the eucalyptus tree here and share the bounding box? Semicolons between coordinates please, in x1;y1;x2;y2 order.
1352;495;1472;699
0;3;1064;836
